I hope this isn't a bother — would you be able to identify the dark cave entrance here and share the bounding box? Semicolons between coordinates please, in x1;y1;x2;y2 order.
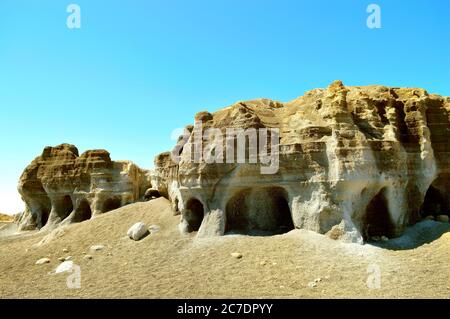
61;195;74;220
225;187;294;236
363;188;395;240
103;197;121;213
40;207;50;228
420;185;448;218
185;198;204;232
73;200;92;222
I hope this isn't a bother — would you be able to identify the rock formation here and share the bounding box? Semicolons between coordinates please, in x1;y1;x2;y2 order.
17;144;152;230
154;81;450;243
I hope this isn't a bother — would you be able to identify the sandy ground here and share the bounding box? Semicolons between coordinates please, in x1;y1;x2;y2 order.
0;198;449;299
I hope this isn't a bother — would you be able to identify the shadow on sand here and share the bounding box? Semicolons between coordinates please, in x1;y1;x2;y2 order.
369;220;450;251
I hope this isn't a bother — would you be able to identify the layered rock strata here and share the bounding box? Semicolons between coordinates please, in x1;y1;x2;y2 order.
154;81;450;243
18;144;152;230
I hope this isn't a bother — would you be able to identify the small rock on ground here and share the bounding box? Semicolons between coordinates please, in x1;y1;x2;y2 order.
127;222;149;241
36;258;50;265
84;255;93;260
231;252;243;259
90;245;105;252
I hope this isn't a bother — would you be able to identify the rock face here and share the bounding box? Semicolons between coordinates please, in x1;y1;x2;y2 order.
154;81;450;243
17;144;152;231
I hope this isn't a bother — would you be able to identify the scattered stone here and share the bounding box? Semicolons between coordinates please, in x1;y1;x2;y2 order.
425;215;435;221
381;236;389;242
231;252;243;259
371;236;381;242
55;261;74;274
260;261;267;266
62;248;69;253
272;262;277;266
65;256;72;261
84;255;93;260
35;258;50;265
90;245;105;252
436;215;449;223
58;257;65;262
314;277;322;283
127;222;149;241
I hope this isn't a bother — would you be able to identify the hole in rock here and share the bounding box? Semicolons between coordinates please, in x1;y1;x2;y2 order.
60;195;74;220
73;200;92;222
421;185;448;218
225;187;294;236
40;207;50;228
363;188;395;240
103;197;121;213
185;198;204;232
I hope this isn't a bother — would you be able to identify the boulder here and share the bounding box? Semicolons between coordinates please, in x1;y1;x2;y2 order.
127;222;149;241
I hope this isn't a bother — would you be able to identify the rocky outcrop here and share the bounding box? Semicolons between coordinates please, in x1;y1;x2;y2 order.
154;81;450;243
18;144;152;231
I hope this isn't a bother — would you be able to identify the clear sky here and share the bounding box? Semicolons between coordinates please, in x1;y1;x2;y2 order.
0;0;449;214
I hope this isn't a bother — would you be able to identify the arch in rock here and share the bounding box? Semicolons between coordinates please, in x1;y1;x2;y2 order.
362;188;395;240
185;198;204;232
420;185;448;217
102;196;121;213
73;199;92;222
60;195;74;221
225;186;294;235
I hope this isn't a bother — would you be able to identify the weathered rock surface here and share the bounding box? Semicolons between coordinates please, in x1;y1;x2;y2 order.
153;81;450;243
17;144;152;231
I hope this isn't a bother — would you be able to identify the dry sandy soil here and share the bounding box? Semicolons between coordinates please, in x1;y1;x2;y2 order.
0;198;449;298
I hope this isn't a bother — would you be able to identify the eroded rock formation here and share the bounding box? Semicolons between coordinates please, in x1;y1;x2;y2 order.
154;81;450;243
18;144;152;230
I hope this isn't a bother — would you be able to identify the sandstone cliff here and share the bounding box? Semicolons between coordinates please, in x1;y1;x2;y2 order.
154;81;450;243
18;144;152;230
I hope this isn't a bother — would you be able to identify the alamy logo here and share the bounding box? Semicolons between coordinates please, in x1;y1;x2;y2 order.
66;4;81;29
66;264;81;289
170;121;280;174
366;264;381;289
366;4;382;29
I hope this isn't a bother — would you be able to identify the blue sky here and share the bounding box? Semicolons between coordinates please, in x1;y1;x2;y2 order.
0;0;449;214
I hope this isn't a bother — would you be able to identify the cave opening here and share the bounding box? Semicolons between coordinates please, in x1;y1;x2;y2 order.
103;197;121;213
60;195;74;220
185;198;204;232
225;187;294;236
39;207;50;228
363;188;395;240
420;185;448;218
73;200;92;222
